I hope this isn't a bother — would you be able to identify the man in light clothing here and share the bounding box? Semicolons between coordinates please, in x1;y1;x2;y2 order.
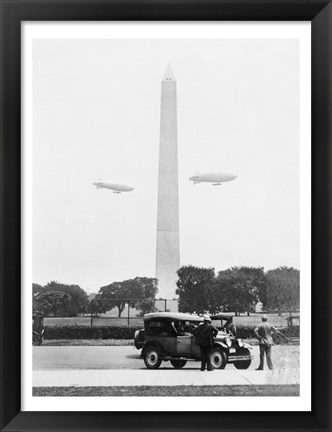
254;315;277;370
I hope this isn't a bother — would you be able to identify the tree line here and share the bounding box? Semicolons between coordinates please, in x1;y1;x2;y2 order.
33;265;299;318
176;265;299;316
32;277;158;318
92;277;158;317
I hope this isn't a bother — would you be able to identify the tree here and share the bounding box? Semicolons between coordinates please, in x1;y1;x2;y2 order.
265;267;299;314
135;277;158;298
41;281;90;316
96;281;138;317
33;283;44;297
96;277;158;317
34;291;72;317
133;277;158;315
33;283;45;314
176;265;216;314
136;298;157;316
216;267;267;316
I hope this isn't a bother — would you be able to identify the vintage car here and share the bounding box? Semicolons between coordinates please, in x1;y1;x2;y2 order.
134;312;253;370
285;315;300;327
32;315;46;346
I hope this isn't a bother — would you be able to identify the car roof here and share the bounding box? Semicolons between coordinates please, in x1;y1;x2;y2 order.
210;313;234;320
143;312;204;322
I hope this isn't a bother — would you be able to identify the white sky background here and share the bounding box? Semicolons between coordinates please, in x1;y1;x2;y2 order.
32;38;299;294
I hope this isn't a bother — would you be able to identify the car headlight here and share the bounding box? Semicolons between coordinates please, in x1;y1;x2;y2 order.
226;338;232;347
237;339;244;348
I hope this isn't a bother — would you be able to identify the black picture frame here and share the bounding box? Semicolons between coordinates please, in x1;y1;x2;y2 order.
0;1;331;431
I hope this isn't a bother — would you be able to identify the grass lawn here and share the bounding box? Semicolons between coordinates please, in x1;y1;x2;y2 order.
44;316;144;327
33;384;299;397
233;314;290;327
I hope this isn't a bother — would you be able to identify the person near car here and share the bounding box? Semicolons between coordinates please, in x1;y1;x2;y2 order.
224;317;237;337
193;315;218;371
175;321;191;336
254;315;277;370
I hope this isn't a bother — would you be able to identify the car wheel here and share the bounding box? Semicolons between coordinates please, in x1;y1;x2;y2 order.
144;345;162;369
170;359;187;369
234;348;251;369
209;347;227;369
32;332;39;346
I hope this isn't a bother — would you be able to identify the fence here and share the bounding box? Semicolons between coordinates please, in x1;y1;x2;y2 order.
87;298;179;327
43;306;300;329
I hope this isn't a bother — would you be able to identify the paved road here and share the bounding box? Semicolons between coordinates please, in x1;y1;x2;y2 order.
33;345;299;371
34;346;143;370
33;345;300;387
34;345;257;370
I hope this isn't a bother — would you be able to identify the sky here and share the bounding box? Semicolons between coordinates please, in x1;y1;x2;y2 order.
32;38;300;294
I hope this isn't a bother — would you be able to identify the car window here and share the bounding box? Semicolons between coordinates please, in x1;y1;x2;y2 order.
145;320;177;337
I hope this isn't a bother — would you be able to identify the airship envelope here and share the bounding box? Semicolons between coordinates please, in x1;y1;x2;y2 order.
93;181;134;194
189;171;237;186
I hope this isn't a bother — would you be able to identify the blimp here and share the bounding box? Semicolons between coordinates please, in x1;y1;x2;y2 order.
93;181;134;194
189;171;237;186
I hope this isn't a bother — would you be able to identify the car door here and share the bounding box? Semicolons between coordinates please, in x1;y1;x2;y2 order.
176;335;192;355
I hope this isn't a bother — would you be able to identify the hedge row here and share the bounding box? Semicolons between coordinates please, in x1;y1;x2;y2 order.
45;324;299;341
45;325;141;340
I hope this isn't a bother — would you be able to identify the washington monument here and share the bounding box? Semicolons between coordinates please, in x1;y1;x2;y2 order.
156;64;180;300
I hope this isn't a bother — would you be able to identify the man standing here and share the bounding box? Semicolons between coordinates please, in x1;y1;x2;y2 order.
193;315;218;371
254;315;277;370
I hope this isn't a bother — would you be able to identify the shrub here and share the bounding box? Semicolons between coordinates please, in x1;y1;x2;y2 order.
45;325;142;340
45;323;299;342
235;325;257;340
234;325;299;344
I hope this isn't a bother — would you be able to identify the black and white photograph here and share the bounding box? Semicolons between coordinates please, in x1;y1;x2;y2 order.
23;22;311;411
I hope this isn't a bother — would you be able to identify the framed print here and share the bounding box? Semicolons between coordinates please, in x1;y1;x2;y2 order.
23;21;310;410
0;1;331;431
